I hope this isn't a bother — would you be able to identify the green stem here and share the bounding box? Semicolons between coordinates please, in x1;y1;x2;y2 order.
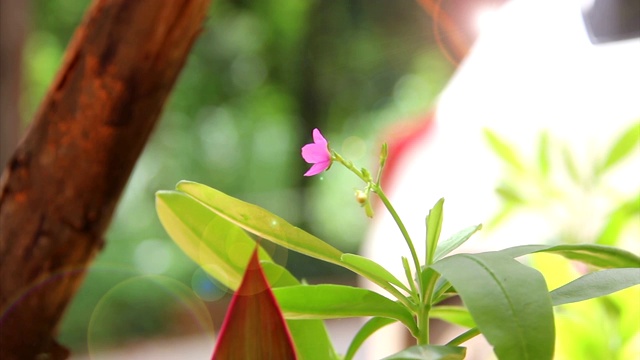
447;328;480;346
416;269;438;345
333;149;424;336
372;184;422;282
417;305;430;345
333;151;421;281
332;152;367;181
341;262;415;310
402;257;420;303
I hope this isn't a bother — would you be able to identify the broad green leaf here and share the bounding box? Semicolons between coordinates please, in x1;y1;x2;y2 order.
430;306;476;328
538;131;551;177
260;261;300;288
284;320;338;360
259;262;340;360
426;198;444;265
342;253;410;292
176;181;344;266
600;121;640;173
272;284;418;334
483;128;526;172
212;248;296;359
175;181;408;300
344;317;397;360
156;191;271;290
382;344;466;360
433;224;482;262
157;191;338;359
500;244;640;269
550;268;640;306
432;252;555;360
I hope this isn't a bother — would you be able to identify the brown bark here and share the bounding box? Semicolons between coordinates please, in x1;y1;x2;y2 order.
0;0;28;169
0;1;211;359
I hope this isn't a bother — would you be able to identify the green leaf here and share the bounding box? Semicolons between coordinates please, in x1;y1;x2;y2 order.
538;131;551;177
426;198;444;265
600;121;640;173
431;277;455;304
156;190;338;360
431;252;555;360
429;306;476;328
596;194;640;246
382;344;466;360
433;224;482;262
260;261;300;288
483;128;526;172
420;266;439;301
342;253;410;292
156;190;271;290
500;244;640;269
272;284;418;335
344;317;397;360
174;181;412;304
259;262;340;359
495;184;525;204
212;248;297;359
561;144;581;183
550;268;640;306
176;181;345;266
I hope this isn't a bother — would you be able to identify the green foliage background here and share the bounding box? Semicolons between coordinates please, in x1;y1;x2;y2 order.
22;0;453;352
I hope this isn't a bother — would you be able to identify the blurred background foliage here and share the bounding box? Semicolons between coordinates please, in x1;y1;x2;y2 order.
20;0;454;352
11;0;638;357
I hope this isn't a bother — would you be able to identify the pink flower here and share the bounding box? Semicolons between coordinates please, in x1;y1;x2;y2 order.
301;128;331;176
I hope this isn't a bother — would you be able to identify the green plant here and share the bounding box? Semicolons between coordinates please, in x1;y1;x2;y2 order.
156;128;639;359
483;122;640;359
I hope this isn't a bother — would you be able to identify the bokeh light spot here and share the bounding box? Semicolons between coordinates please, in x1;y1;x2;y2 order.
342;136;367;161
133;239;173;275
191;267;228;302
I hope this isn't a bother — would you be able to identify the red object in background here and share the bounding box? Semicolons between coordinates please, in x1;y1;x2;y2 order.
379;113;435;193
212;247;296;360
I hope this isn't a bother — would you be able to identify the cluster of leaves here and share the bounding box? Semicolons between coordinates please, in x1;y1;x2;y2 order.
156;180;640;359
483;122;640;244
483;121;640;358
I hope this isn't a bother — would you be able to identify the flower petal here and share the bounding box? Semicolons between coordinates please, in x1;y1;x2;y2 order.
301;144;330;163
304;160;330;176
312;128;327;147
301;128;331;177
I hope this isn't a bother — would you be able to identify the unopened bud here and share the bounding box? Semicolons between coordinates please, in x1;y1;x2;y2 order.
380;143;388;167
355;190;367;204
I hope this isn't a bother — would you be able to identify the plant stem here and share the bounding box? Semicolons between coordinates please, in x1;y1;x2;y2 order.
416;269;438;345
417;305;430;345
447;328;481;346
372;184;422;282
402;257;420;303
333;151;422;282
333;149;426;340
332;152;366;181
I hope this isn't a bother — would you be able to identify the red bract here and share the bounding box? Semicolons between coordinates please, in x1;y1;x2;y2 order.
211;247;297;360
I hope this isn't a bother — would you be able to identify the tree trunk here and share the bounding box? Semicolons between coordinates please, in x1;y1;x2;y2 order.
0;0;28;169
0;1;211;359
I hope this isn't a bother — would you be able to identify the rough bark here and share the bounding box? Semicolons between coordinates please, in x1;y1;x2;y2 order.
0;1;211;358
0;0;28;169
